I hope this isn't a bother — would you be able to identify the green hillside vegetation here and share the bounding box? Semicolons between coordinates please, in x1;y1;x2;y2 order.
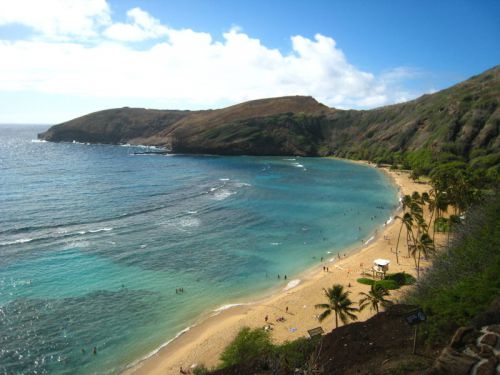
403;193;500;345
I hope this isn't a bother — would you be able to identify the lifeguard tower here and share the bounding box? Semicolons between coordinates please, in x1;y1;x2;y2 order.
373;258;390;278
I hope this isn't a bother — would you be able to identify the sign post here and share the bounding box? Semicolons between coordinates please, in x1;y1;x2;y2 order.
405;308;427;354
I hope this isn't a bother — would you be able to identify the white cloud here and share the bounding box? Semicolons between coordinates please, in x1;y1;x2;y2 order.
103;7;168;42
0;0;110;39
0;0;420;122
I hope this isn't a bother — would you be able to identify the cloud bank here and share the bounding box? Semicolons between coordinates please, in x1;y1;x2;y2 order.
0;0;416;116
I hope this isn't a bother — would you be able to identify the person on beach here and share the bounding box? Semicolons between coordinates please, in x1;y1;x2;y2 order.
93;347;97;355
278;274;280;279
265;315;268;322
284;275;287;280
286;306;289;313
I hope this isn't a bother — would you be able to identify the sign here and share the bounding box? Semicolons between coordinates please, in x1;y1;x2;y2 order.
405;309;427;326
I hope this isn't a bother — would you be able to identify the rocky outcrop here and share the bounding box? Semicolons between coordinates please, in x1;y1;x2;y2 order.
426;296;500;375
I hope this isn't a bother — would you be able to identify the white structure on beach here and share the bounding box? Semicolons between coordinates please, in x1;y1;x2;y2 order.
373;258;390;277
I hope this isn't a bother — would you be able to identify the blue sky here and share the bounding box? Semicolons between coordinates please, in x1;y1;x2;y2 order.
0;0;498;124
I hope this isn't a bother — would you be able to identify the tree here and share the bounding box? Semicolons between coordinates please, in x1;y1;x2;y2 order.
415;233;435;278
315;284;358;328
219;327;273;368
394;195;413;264
359;285;393;314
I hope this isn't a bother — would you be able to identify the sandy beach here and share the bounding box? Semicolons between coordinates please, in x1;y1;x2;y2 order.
124;163;433;375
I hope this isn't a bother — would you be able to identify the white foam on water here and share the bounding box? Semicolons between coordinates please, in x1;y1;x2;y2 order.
283;279;301;291
212;189;235;201
386;216;394;225
283;158;296;161
292;163;304;168
62;241;90;250
270;242;281;246
88;227;113;233
213;303;245;312
31;139;46;143
127;326;193;369
364;236;375;245
0;238;33;246
178;217;200;228
233;182;251;188
219;178;230;181
187;210;198;214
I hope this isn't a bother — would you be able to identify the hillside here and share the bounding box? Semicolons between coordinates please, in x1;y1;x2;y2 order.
39;66;499;161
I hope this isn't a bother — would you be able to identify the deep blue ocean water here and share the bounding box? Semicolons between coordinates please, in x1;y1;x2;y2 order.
0;124;398;374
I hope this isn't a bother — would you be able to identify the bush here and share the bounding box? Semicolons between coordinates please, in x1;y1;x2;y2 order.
219;327;273;368
275;337;319;369
385;272;416;286
357;278;375;286
193;364;209;375
374;279;400;290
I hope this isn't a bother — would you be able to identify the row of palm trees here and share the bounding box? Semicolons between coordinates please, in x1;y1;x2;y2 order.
315;284;391;328
394;191;437;278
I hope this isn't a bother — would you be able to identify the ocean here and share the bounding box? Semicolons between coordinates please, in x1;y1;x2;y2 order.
0;124;398;374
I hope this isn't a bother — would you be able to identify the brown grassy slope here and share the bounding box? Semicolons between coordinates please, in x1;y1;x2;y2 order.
39;107;197;144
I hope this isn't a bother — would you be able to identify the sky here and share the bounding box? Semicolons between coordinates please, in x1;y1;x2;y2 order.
0;0;498;124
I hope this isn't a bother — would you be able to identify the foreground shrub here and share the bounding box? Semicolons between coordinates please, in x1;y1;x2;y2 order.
275;337;319;370
219;327;273;368
193;364;209;375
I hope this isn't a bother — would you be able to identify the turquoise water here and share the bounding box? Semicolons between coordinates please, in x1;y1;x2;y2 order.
0;125;398;374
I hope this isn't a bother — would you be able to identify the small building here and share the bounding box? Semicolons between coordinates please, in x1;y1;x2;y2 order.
373;258;390;278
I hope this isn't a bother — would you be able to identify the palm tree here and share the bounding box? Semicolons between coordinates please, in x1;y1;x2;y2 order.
394;195;412;264
315;284;358;328
398;212;416;258
411;233;435;278
359;285;392;314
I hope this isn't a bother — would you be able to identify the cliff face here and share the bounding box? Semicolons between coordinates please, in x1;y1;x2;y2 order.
39;66;499;158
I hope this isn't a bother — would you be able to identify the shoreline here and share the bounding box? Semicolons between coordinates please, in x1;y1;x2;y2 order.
124;162;430;375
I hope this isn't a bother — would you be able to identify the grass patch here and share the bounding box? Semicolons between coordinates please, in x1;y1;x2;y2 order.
357;278;375;286
374;279;400;290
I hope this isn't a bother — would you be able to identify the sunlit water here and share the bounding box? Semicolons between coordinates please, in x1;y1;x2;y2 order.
0;125;398;374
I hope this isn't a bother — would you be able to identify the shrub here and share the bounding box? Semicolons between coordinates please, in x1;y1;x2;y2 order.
357;278;375;286
275;337;319;369
193;364;209;375
219;327;273;368
374;279;399;290
385;272;416;286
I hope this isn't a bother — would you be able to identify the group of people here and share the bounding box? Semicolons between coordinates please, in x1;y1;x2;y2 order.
175;287;185;294
277;274;287;280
